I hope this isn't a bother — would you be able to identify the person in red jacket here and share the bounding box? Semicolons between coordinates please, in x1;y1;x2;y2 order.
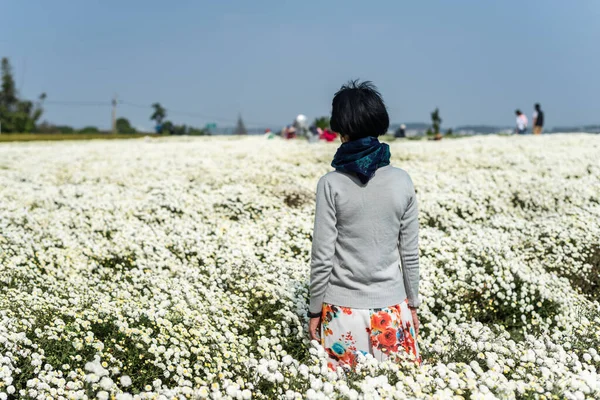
319;128;337;142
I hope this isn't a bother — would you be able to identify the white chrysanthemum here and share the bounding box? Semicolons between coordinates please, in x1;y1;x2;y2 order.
99;377;113;391
96;391;109;400
120;375;132;387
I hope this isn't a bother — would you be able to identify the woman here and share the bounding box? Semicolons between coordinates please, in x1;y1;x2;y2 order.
308;80;421;370
515;109;528;134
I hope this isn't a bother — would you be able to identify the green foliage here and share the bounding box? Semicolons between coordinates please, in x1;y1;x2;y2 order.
150;103;166;125
313;116;330;129
160;120;206;135
170;124;187;136
56;125;75;134
429;108;442;135
35;121;75;134
0;58;17;105
116;117;136;134
0;57;46;133
161;120;173;134
0;133;150;142
187;126;207;136
149;101;205;135
79;126;100;134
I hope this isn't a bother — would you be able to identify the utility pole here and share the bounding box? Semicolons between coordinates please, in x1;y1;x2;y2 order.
111;94;117;134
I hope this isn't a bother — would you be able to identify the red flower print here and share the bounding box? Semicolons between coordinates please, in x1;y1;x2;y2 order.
371;334;380;349
377;327;399;353
339;349;357;368
371;311;392;332
322;303;421;371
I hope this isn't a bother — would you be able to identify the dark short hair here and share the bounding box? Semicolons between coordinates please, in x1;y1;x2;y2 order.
535;103;541;110
330;80;389;141
515;109;522;115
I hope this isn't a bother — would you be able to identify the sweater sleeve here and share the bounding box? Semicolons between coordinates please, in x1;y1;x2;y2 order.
399;178;421;308
309;177;337;314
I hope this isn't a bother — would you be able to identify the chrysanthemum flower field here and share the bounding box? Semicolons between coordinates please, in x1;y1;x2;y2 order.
1;134;599;399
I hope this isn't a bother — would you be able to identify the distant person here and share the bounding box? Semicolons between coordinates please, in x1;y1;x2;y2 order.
532;103;544;135
319;128;337;142
515;110;528;134
264;128;276;139
309;125;320;141
283;125;297;139
395;124;406;138
294;114;312;140
287;126;297;139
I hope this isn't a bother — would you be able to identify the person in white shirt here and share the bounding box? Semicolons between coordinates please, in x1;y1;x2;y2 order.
515;109;528;134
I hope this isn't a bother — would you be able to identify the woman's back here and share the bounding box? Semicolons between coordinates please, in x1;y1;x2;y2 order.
310;165;419;311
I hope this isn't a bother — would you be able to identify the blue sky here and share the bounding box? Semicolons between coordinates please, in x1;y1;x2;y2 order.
2;0;599;130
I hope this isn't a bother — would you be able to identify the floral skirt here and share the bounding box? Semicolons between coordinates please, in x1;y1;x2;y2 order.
321;299;421;370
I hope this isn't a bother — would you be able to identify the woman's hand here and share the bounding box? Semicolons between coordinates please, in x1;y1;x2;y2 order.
309;317;321;341
409;307;419;337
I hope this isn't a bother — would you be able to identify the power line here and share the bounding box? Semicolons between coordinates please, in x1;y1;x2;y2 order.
44;100;111;107
117;101;148;109
119;100;241;124
119;100;275;126
36;98;280;127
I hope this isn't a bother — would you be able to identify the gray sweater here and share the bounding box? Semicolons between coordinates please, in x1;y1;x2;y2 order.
309;165;420;314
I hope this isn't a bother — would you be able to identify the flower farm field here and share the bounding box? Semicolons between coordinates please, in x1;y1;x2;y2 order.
1;134;600;400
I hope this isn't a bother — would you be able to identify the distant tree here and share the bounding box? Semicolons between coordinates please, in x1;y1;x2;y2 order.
116;117;136;134
431;108;442;134
35;121;57;133
149;112;205;135
427;108;442;137
79;126;100;134
313;116;330;130
234;114;247;135
0;57;46;132
160;120;174;134
151;103;166;123
171;124;187;135
0;58;17;106
425;108;444;140
56;125;75;134
36;121;76;134
188;126;207;136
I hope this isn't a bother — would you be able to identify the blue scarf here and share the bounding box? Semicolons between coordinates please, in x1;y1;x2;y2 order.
331;136;391;184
